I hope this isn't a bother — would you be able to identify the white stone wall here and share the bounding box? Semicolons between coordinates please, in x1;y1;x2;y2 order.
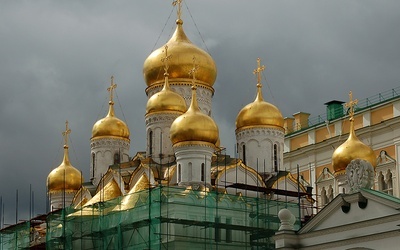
145;113;179;164
90;138;130;187
174;143;214;186
236;127;284;173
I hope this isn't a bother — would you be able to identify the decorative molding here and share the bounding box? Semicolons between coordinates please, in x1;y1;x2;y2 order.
236;127;284;141
346;159;374;193
91;138;130;149
145;113;180;125
145;80;215;95
173;141;216;149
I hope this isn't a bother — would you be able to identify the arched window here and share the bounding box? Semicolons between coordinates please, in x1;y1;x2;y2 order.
149;130;153;157
201;163;205;182
188;162;192;181
91;153;95;179
242;145;246;165
178;164;181;183
273;144;278;172
114;152;120;164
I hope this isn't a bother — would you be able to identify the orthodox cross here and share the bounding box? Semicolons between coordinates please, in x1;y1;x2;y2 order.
253;57;265;86
188;56;199;83
345;91;358;120
172;0;183;20
62;120;71;147
161;45;172;74
107;76;117;103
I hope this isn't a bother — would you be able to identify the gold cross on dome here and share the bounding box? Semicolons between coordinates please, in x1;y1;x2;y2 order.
253;57;265;86
172;0;183;20
107;76;117;103
345;91;358;120
62;120;71;146
161;45;172;74
188;56;199;83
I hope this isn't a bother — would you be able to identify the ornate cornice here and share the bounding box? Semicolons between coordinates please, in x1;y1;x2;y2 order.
173;141;216;149
236;126;284;140
146;80;215;95
145;113;181;125
91;138;130;149
48;189;78;195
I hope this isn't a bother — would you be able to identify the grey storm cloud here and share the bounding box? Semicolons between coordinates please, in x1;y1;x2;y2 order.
1;0;399;224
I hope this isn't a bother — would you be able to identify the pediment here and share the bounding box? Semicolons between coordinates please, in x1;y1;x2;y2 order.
299;189;400;234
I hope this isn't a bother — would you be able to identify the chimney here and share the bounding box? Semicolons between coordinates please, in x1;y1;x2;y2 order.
324;100;345;121
283;117;295;134
293;112;310;131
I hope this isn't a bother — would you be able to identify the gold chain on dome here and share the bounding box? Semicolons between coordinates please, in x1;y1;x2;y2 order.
172;0;183;20
107;76;117;104
161;45;172;75
253;57;266;87
345;91;358;121
188;56;199;84
62;120;71;148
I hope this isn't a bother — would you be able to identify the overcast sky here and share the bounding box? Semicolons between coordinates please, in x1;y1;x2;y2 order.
1;0;400;225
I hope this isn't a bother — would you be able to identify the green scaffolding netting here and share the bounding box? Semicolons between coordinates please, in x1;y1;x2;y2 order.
0;221;30;250
43;186;300;250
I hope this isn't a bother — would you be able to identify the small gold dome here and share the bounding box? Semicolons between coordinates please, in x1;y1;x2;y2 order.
146;73;187;115
236;84;284;130
47;146;83;193
332;120;376;175
143;19;217;87
170;86;219;145
92;102;130;140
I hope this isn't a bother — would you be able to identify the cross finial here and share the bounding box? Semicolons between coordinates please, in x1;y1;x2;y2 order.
188;56;199;83
172;0;183;20
161;45;172;74
345;91;358;121
107;76;117;104
62;120;71;147
253;58;266;86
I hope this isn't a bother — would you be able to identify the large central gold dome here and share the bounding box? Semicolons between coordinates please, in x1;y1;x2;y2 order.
236;84;284;131
92;101;130;140
47;146;83;193
143;19;217;88
170;86;219;145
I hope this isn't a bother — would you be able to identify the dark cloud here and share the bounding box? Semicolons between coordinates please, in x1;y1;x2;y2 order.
1;0;399;225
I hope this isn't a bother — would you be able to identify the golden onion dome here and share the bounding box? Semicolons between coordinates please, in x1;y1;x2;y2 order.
146;73;187;115
92;102;130;140
332;119;376;175
47;145;83;193
170;86;219;145
143;19;217;88
236;83;284;130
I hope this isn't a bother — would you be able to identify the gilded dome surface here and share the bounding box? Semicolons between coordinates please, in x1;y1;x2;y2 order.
143;19;217;87
236;84;284;130
92;102;130;140
47;146;82;193
332;121;376;174
170;86;219;145
146;73;187;115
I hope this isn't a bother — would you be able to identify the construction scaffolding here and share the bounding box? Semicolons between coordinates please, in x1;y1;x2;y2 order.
0;212;48;250
0;221;30;249
42;186;299;249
